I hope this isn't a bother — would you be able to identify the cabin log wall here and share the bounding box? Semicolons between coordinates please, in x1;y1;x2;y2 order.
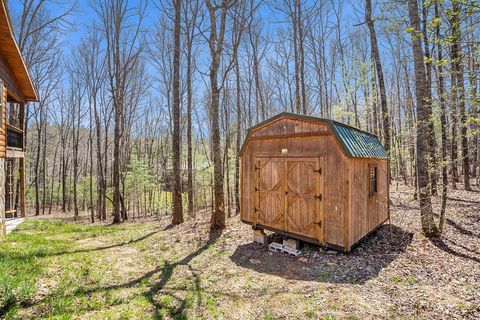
0;80;6;157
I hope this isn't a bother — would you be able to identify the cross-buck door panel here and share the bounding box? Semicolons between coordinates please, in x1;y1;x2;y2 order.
254;157;323;242
285;159;322;240
255;159;285;230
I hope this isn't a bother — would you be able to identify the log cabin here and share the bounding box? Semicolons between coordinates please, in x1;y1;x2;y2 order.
0;0;38;235
240;113;389;252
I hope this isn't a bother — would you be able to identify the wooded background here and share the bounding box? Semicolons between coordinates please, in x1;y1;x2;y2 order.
9;0;479;235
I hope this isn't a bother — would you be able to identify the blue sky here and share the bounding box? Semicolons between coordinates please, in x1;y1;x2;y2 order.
9;0;360;53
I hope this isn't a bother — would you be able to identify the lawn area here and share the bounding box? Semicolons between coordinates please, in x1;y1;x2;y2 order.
0;184;479;319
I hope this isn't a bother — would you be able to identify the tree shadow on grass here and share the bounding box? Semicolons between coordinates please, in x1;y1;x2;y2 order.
47;230;159;257
230;224;413;285
0;230;160;261
143;231;220;319
10;231;221;319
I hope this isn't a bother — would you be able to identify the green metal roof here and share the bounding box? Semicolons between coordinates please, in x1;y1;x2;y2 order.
241;112;388;159
329;121;388;159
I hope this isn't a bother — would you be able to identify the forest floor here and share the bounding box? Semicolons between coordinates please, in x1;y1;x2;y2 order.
1;182;479;319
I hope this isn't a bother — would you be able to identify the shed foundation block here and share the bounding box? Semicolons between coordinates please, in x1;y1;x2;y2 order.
283;238;300;250
253;229;267;245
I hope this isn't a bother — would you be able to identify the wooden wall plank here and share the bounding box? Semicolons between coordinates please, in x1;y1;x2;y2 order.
241;118;349;247
349;158;389;246
0;81;6;157
241;116;389;250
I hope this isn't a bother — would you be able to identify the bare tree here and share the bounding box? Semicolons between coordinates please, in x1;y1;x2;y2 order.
171;0;183;225
183;0;202;217
449;0;471;191
434;1;448;233
66;52;87;221
205;0;243;232
365;0;391;153
407;0;438;236
79;28;108;221
92;0;146;223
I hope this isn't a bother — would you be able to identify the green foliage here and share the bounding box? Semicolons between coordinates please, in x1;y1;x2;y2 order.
124;154;156;199
315;261;331;280
391;275;416;285
263;310;277;320
206;296;219;320
304;308;316;318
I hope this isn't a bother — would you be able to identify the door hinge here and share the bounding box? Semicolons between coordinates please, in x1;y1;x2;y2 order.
315;221;322;227
254;165;260;171
255;187;260;192
314;194;322;201
314;168;322;175
254;207;260;212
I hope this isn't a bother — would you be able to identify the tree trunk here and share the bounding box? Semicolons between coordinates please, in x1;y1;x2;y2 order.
421;0;438;195
366;0;390;154
234;56;241;215
407;0;438;237
449;0;471;190
171;0;184;225
206;0;227;232
292;0;301;113
112;105;122;223
435;2;448;233
185;2;197;218
297;0;307;114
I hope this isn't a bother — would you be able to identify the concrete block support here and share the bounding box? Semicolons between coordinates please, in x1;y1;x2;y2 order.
283;238;300;250
253;228;267;245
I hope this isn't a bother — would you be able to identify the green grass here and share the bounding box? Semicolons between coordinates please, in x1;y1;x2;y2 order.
0;219;156;319
0;218;227;319
1;215;472;320
263;310;277;320
0;220;73;317
391;275;416;286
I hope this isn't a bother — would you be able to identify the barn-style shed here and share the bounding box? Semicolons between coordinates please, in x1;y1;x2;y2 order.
240;113;389;252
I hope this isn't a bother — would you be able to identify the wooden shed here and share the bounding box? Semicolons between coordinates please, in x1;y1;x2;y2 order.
0;0;38;235
240;113;389;252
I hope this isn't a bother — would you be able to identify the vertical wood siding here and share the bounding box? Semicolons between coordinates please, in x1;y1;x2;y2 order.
348;158;389;248
241;118;350;247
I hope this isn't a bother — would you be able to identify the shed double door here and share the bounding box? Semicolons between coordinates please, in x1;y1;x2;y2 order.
254;157;323;242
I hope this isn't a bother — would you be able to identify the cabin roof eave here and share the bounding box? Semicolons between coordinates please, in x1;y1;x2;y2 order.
0;0;38;102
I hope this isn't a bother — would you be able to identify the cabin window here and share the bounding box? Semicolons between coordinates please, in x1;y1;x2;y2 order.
369;164;377;197
8;102;21;127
